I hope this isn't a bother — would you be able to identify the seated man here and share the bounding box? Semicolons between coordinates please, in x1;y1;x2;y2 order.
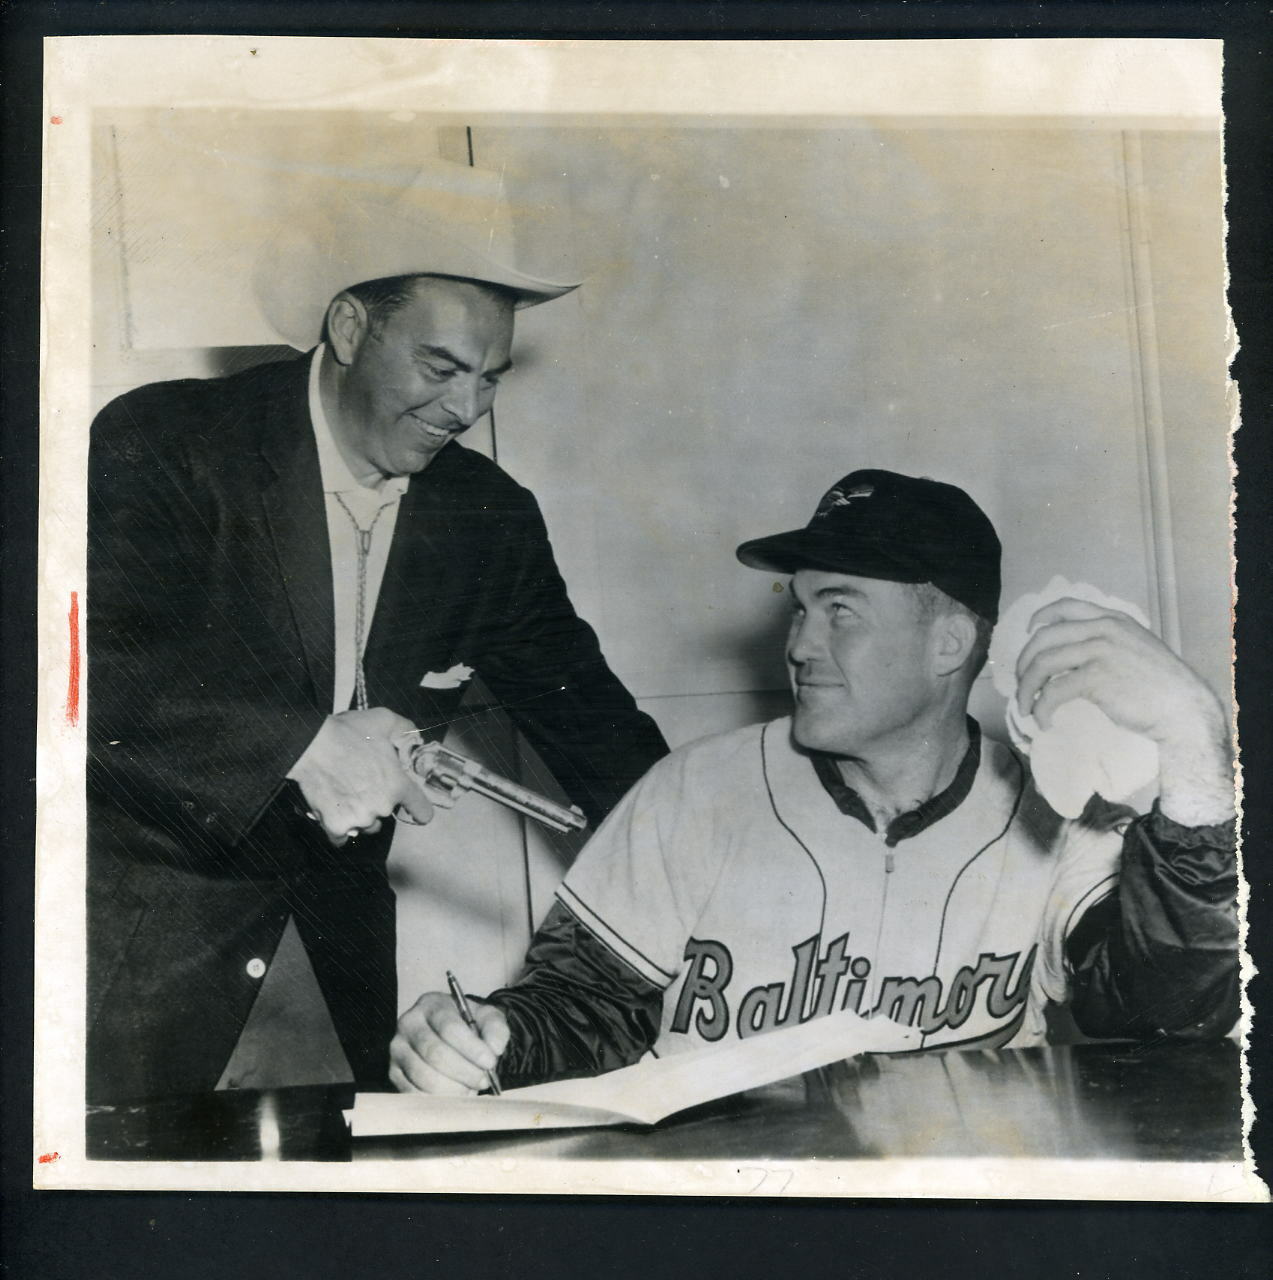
391;469;1238;1093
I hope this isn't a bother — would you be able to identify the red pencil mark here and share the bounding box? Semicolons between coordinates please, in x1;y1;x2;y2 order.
50;115;63;125
66;591;81;727
38;1151;60;1164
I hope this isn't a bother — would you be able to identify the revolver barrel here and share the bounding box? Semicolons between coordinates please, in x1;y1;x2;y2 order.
408;743;587;835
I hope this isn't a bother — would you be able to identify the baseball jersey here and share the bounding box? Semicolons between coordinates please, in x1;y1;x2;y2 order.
555;717;1129;1056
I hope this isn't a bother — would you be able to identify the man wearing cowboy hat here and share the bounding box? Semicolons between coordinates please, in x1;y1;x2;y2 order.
86;161;668;1104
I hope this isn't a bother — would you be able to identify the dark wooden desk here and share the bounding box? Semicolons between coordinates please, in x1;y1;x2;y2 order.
87;1041;1243;1166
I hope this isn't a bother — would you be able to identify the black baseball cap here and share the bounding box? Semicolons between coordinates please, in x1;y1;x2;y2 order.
736;469;1001;623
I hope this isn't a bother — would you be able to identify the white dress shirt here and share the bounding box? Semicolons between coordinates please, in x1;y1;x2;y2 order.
307;345;410;713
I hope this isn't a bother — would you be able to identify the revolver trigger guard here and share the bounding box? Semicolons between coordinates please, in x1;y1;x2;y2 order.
425;776;462;809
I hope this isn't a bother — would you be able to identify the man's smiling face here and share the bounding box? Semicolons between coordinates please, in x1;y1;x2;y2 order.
333;276;515;481
787;568;943;758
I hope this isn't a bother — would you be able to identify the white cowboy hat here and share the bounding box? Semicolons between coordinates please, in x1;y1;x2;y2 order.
253;159;580;349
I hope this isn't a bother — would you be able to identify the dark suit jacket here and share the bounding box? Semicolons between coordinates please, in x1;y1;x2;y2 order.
86;353;668;1101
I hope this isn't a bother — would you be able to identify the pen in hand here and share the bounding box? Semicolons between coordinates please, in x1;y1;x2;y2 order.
446;969;502;1095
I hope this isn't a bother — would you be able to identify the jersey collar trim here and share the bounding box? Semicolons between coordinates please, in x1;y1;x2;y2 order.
810;718;983;847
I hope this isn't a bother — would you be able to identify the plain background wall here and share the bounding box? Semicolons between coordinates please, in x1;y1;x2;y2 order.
467;120;1230;933
90;111;1231;1086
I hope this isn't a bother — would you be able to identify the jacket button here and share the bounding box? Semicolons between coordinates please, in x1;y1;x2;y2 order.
246;958;267;979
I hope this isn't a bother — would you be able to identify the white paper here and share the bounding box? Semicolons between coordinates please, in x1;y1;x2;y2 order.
349;1008;919;1137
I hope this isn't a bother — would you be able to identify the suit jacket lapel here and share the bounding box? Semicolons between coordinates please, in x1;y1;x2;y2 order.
256;357;336;709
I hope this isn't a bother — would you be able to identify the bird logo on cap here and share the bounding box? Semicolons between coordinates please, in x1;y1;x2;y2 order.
814;482;874;519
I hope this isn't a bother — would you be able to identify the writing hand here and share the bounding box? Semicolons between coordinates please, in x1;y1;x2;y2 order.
390;992;510;1095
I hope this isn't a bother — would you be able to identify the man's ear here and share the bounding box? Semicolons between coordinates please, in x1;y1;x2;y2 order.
324;293;370;366
932;608;978;679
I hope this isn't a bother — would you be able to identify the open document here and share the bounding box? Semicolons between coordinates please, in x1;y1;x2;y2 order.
348;1009;920;1137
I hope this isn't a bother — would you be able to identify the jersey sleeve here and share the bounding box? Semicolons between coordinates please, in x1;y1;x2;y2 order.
550;741;733;984
1031;797;1129;1008
485;738;738;1084
1036;799;1239;1039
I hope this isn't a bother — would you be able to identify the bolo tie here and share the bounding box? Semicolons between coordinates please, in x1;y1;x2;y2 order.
331;490;398;712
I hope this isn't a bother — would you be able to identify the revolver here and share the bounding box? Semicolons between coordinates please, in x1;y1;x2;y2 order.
406;741;588;835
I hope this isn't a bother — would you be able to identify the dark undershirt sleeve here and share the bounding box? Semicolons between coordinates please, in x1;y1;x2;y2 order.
1065;804;1238;1040
483;901;665;1088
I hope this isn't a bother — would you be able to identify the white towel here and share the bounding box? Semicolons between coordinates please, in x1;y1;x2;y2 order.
987;575;1159;818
